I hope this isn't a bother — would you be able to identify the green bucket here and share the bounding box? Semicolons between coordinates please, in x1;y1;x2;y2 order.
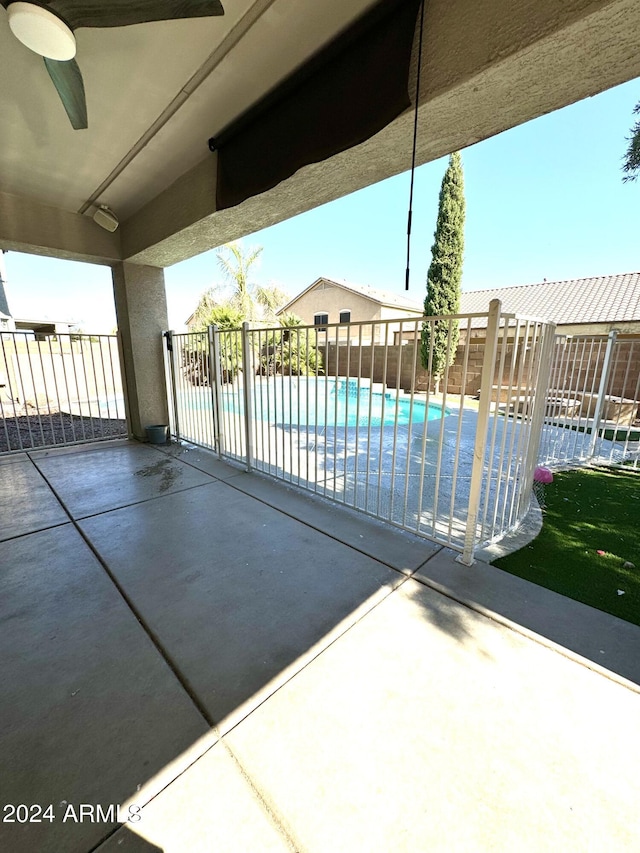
145;424;168;444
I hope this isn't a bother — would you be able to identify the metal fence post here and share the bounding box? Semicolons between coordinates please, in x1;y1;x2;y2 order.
517;320;557;518
459;299;502;566
241;321;254;472
208;324;225;458
588;329;618;460
164;331;181;442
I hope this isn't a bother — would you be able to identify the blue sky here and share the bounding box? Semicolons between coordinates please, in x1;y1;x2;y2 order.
3;76;639;332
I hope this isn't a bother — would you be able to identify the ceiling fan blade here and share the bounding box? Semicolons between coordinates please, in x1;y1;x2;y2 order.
50;1;224;30
43;57;88;129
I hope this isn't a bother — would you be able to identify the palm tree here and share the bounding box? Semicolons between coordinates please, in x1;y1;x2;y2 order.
186;243;293;384
257;312;322;376
256;284;290;322
214;242;289;321
197;302;244;331
278;312;303;341
216;242;263;320
184;302;245;386
190;241;289;328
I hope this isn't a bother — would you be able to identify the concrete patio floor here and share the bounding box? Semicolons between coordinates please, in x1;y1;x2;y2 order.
1;440;640;852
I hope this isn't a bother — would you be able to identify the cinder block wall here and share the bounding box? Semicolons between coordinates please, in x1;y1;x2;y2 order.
326;332;497;396
326;337;487;395
326;334;640;403
548;338;640;401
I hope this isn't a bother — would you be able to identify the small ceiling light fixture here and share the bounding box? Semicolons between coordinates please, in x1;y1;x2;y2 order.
7;1;76;60
93;205;119;233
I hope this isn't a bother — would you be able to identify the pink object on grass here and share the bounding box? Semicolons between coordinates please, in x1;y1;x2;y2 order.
534;466;553;484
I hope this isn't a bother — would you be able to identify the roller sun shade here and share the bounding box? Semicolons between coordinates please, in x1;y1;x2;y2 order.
210;0;422;211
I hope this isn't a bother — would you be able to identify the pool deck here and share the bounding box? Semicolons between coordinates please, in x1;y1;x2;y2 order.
177;383;639;558
2;439;640;852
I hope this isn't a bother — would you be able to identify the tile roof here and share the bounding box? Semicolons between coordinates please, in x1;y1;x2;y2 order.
325;279;424;311
460;272;640;326
280;273;640;328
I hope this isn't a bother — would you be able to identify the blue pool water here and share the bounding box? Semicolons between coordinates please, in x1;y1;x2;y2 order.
99;379;447;428
225;378;447;428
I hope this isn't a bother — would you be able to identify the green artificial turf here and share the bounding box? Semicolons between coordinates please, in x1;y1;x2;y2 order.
492;466;640;626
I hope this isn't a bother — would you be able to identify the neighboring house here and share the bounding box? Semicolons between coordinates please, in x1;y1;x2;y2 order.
0;311;12;333
278;272;640;337
0;263;14;334
1;269;76;339
446;272;640;396
452;271;640;402
276;277;423;342
9;317;78;339
303;272;640;397
459;272;640;335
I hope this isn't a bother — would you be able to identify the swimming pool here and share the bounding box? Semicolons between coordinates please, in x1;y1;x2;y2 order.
97;378;447;429
223;377;447;428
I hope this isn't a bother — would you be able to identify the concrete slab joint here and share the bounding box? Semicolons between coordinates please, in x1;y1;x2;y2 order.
2;442;640;852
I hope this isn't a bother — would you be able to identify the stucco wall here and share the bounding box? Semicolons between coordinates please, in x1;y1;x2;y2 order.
122;0;640;267
284;283;382;326
555;321;640;336
281;282;423;343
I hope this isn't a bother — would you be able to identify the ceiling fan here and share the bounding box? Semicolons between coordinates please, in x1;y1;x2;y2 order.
2;1;225;130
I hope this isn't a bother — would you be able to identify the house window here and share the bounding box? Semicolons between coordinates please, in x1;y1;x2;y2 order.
314;312;329;330
339;310;351;324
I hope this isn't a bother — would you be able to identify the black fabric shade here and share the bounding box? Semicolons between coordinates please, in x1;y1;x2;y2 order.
211;0;422;211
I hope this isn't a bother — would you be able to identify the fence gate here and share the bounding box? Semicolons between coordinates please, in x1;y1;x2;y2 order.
537;332;640;470
0;331;127;454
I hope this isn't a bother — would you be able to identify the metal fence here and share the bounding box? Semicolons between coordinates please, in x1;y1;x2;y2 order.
165;300;555;563
0;331;127;453
538;331;640;470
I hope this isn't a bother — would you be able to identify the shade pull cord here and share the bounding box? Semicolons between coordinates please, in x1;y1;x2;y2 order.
405;0;425;290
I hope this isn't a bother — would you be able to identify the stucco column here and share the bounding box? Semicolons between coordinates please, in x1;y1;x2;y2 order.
112;262;169;441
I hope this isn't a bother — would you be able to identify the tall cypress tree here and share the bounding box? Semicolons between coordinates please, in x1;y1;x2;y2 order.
420;152;465;390
622;100;640;182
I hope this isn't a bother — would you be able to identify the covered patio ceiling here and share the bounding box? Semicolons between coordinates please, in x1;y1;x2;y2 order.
1;0;640;271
